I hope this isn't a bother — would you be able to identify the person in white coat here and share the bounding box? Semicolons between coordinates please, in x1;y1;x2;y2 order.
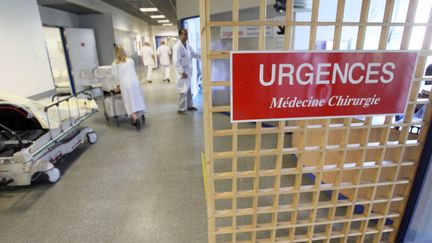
112;46;147;129
174;28;200;114
157;41;172;82
141;42;155;83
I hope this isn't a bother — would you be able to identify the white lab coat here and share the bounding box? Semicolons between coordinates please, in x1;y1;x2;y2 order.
111;58;147;115
157;45;171;66
173;40;200;93
142;46;155;66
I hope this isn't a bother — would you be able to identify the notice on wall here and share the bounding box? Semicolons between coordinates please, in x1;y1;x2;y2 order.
231;51;418;122
220;26;273;39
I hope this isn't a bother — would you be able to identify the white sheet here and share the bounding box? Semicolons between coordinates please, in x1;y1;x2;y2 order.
0;91;98;129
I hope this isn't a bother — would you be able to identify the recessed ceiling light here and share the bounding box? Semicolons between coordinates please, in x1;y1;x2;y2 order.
150;15;165;19
140;8;158;12
157;20;170;23
163;23;173;26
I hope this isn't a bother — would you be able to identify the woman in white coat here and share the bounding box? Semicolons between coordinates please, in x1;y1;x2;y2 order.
111;46;147;129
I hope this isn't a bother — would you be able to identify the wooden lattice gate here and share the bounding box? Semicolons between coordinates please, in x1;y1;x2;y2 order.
199;0;432;242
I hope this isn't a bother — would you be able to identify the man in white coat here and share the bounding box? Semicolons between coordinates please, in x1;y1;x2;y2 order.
174;28;200;114
157;41;172;83
141;42;155;83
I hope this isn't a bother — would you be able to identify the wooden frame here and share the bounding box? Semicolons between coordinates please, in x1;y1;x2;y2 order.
199;0;432;242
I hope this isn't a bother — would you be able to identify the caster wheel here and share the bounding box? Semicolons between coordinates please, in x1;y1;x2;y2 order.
87;132;98;144
135;120;142;131
141;115;146;125
31;172;43;182
46;168;61;184
115;116;120;127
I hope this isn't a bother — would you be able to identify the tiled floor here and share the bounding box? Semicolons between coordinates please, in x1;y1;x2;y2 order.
0;67;208;243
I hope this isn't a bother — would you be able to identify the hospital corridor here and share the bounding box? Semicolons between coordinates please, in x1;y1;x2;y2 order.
3;0;432;243
0;68;208;242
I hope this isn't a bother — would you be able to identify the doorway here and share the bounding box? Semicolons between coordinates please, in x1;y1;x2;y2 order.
42;26;72;95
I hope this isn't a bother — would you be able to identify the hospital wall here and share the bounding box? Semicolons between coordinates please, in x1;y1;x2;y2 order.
114;29;140;59
152;25;178;37
78;14;116;65
39;5;79;28
39;0;153;65
66;0;153;43
0;0;55;98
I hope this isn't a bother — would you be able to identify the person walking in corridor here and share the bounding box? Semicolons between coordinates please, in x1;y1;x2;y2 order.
173;28;200;114
112;46;147;129
142;42;155;83
157;40;172;83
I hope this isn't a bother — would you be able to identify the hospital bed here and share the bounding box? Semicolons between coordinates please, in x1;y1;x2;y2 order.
0;89;98;186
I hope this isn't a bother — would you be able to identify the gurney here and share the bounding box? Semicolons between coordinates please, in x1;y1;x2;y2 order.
0;89;98;186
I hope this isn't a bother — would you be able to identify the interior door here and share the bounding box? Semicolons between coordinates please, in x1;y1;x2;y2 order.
64;28;99;93
42;27;72;95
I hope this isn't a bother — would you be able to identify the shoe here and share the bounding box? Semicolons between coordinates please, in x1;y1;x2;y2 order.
167;78;170;83
147;80;152;83
135;120;141;130
177;110;188;115
187;107;198;111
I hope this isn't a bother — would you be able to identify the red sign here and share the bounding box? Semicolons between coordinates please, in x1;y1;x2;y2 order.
231;51;418;122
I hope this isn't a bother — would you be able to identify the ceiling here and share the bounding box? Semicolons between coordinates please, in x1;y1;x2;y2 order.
100;0;177;26
38;0;101;14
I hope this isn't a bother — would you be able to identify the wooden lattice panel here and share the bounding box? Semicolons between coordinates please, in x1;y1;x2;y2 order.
199;0;432;242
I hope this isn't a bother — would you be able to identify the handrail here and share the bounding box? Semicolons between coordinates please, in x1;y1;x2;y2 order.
44;87;95;112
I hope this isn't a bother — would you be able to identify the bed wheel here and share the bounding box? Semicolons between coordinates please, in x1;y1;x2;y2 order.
135;120;142;131
141;114;146;125
116;118;120;127
46;168;61;184
87;132;98;144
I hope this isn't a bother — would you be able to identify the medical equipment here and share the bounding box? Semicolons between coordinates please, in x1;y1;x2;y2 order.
52;69;72;96
96;66;145;129
80;68;102;97
0;89;98;186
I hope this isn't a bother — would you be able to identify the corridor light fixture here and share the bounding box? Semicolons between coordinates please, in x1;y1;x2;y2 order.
163;23;173;26
150;15;165;19
157;20;170;23
140;7;158;12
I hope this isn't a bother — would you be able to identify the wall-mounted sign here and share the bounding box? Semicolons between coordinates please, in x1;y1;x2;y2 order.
231;51;418;122
221;26;273;39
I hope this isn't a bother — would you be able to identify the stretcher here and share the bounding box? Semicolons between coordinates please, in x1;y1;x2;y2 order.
0;89;98;186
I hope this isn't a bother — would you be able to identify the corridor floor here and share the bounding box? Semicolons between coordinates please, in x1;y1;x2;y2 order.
0;69;208;243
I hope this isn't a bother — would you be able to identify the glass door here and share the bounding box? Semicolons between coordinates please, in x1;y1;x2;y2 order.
42;26;72;95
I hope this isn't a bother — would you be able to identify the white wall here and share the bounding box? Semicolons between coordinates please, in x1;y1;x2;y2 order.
78;14;115;65
67;0;152;42
0;0;54;98
114;29;139;57
152;25;178;37
39;5;78;27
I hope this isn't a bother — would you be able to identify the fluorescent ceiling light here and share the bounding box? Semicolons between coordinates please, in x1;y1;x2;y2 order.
140;8;158;12
163;23;173;26
157;20;170;23
151;15;165;19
